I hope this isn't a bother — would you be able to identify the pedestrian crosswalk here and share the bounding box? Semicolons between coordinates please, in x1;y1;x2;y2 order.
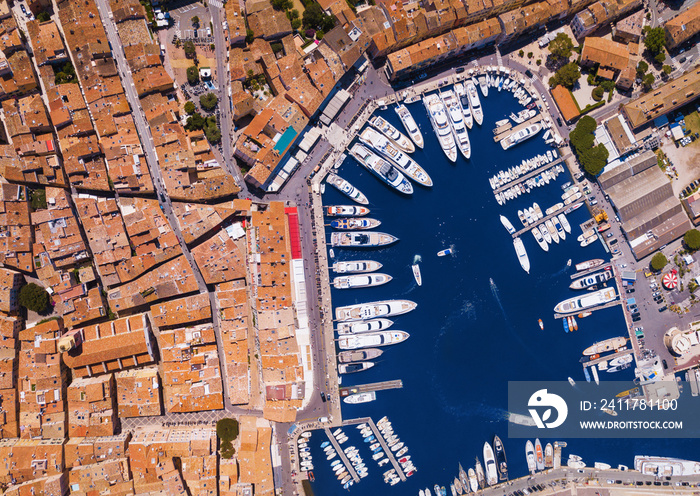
209;0;223;8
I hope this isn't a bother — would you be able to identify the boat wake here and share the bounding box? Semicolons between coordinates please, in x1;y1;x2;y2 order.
412;254;422;264
489;278;509;325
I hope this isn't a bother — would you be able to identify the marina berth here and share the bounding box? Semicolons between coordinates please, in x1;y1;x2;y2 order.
526;440;536;474
358;127;433;186
501;123;542;150
513;237;530;273
532;226;549;251
569;268;613;289
500;215;516;234
539;224;551;244
454;83;474;129
369;115;415;154
553;287;618;314
330;217;381;230
338;330;410;349
338;348;383;363
583;337;627;356
332;260;383;273
424;93;458;162
479;76;489;97
509;109;537;124
558;213;571;233
545;219;559;243
333;273;392;289
574;258;605;272
632;456;700;476
350;143;414;195
483;442;498;486
494;435;508;481
326;173;369;204
326;205;370;217
335;299;418;321
466;80;484;125
440;89;472;159
337;318;393;335
395;104;424;149
330;231;398;248
344;391;377;404
338;361;376;374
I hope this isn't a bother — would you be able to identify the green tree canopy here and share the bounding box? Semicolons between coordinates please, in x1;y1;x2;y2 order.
184;101;196;114
36;11;51;22
651;252;668;271
271;0;293;10
217;418;239;442
684;229;700;251
186;65;199;84
200;92;218;111
662;64;672;76
246;29;255;44
642;73;655;91
205;124;221;143
302;2;335;31
644;27;666;54
569;116;609;176
548;62;581;89
183;41;196;58
19;283;50;313
191;15;200;26
636;60;648;75
592;86;605;101
548;32;574;61
655;52;666;64
185;112;206;131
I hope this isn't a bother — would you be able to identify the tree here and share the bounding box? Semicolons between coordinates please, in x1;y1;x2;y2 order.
191;15;200;27
184;101;196;114
186;65;199;84
185;112;206;131
30;188;47;210
636;60;648;75
183;41;196;59
548;62;581;89
271;0;292;10
651;252;668;272
684;229;700;251
592;86;605;101
303;2;334;30
569;116;609;176
19;283;50;313
205;123;221;143
292;18;301;29
36;11;51;22
217;418;239;442
527;52;533;58
519;49;524;57
644;26;666;54
548;32;574;61
654;52;666;64
246;29;255;44
642;73;655;91
200;92;218;111
662;65;672;76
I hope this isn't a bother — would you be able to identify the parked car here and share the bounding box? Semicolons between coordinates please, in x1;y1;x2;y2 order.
626;288;635;293
662;359;668;369
607;233;614;238
320;392;326;402
632;316;642;322
590;199;598;206
456;67;465;73
557;117;563;127
659;306;668;312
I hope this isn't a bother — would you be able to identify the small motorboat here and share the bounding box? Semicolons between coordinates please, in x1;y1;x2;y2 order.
413;264;422;286
438;248;453;256
538;319;543;330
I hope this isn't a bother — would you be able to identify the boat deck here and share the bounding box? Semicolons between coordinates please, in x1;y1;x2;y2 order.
339;379;403;397
583;348;634;368
511;201;569;239
554;298;621;319
343;417;407;482
570;263;610;280
324;426;361;483
494;155;566;195
493;115;542;143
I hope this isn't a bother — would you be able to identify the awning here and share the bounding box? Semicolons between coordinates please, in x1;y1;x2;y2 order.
662;270;678;289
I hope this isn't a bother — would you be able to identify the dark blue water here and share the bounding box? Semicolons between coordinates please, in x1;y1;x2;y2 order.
313;89;697;494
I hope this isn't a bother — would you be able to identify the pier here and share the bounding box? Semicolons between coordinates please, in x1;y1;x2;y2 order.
340;417;407;481
511;202;570;239
493;155;566;195
493;115;542;143
323;427;361;483
339;379;403;397
553;299;621;319
570;262;611;280
583;348;634;368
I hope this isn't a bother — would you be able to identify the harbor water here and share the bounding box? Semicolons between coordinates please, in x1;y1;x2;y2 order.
313;87;697;494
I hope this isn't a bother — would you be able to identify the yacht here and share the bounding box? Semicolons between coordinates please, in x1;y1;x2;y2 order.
513;237;530;274
338;331;410;350
574;259;605;272
338;348;383;363
424;94;458;162
454;83;474;129
326;173;369;205
475;458;486;488
501;124;542;150
412;264;422;286
532;226;549;251
358;127;433;186
539;224;552;244
330;231;398;248
337;318;393;334
483;442;498;486
569;268;613;290
494;435;508;481
333;273;392;289
459;464;469;493
479;75;489;97
330;217;381;230
552;216;566;240
369;115;415;153
526;440;536;474
332;260;382;273
545;443;554;468
554;287;618;314
558;213;571;233
535;439;545;471
633;457;700;477
509;109;536;124
349;144;413;195
335;299;417;321
465;80;484;126
468;468;479;492
338;361;376;374
545;219;559;244
343;391;377;404
500;215;516;235
440;89;471;159
583;337;628;356
395;104;424;149
326;205;370;217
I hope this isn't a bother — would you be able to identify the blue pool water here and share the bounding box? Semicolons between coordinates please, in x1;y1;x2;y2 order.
313;88;697;494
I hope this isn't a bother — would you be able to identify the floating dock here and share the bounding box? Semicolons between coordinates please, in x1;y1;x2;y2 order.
324;427;361;483
493;115;542;143
342;417;407;481
339;380;403;397
511;201;570;239
493;156;566;195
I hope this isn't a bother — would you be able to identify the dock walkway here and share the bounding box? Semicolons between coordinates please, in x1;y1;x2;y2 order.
493;156;565;194
324;427;360;483
494;115;542;143
512;203;570;239
583;348;634;368
340;380;403;397
367;418;406;482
